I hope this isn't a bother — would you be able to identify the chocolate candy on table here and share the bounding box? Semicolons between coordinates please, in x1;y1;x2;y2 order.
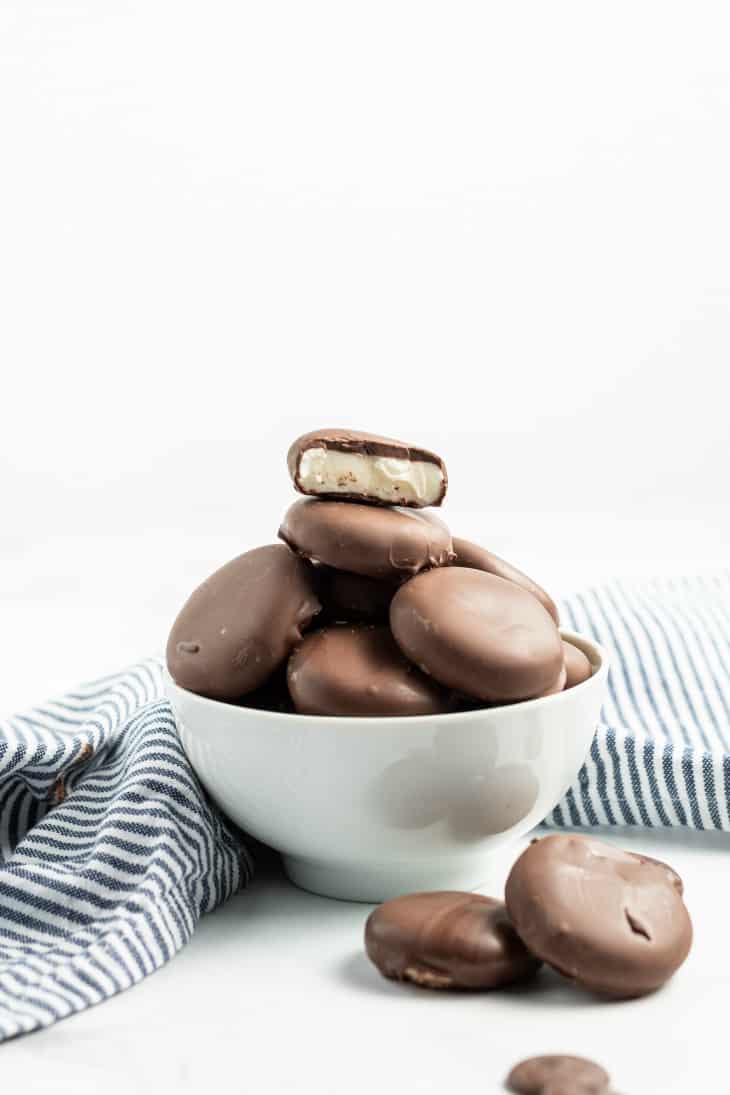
287;428;447;507
452;536;559;624
316;566;398;623
563;641;593;690
287;625;453;717
365;891;541;990
166;544;320;701
279;498;454;580
505;835;693;998
506;1055;610;1094
390;568;564;703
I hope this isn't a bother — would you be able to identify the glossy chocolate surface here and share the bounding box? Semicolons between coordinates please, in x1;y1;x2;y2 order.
505;835;693;998
365;891;541;989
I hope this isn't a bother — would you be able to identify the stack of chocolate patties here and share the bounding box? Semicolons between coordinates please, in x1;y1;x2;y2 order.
167;428;593;715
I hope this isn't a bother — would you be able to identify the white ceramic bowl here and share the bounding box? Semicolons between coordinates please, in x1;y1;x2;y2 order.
166;629;608;902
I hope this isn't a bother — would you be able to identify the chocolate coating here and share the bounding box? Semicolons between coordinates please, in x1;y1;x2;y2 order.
505;835;693;998
287;428;447;507
279;498;454;580
452;537;559;624
316;566;398;623
287;624;453;717
166;544;320;701
390;568;564;703
539;663;567;697
365;892;541;990
563;641;593;690
507;1055;610;1094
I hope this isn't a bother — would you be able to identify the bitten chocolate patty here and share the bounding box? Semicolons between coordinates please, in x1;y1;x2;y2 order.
279;498;454;579
365;892;541;990
287;625;453;717
452;537;559;624
390;568;563;703
505;835;693;998
166;544;320;701
287;428;447;507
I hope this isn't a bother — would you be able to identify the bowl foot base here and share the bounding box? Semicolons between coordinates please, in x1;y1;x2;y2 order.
282;846;518;903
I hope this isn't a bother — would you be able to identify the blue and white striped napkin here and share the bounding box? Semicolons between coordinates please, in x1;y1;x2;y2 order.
0;572;728;1041
548;571;730;831
0;660;250;1042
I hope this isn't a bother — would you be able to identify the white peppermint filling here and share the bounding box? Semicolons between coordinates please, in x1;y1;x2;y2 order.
299;448;443;505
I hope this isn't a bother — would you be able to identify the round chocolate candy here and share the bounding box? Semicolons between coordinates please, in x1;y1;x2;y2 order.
166;544;320;701
316;566;398;623
390;568;564;703
505;835;693;998
365;891;541;990
279;498;454;580
287;625;452;717
506;1055;610;1094
563;640;593;690
452;537;559;624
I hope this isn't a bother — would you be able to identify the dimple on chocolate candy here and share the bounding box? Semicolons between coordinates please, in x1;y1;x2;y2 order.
390;568;564;703
506;1055;610;1094
287;624;453;717
452;537;559;624
279;498;454;580
563;641;593;690
166;544;320;701
365;891;541;990
287;428;447;507
505;835;693;998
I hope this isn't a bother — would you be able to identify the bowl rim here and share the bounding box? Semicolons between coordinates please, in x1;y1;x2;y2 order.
164;628;609;729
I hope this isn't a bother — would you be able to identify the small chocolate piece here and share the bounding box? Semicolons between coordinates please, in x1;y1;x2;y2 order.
539;663;567;697
506;1055;610;1094
452;537;559;624
505;835;693;998
166;544;320;701
287;625;453;717
563;641;593;690
287;428;447;507
279;498;454;580
316;566;398;623
390;568;563;703
365;892;541;990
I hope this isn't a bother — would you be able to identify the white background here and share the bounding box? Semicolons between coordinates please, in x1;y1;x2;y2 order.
1;2;729;1090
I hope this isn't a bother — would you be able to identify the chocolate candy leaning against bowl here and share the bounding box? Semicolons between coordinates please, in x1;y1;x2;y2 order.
166;544;321;701
287;624;453;717
562;640;593;690
452;536;559;625
279;498;455;580
390;567;564;703
287;427;447;508
505;834;693;998
365;892;541;990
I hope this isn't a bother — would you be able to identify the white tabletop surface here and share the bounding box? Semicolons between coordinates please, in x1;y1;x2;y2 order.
3;1;730;1088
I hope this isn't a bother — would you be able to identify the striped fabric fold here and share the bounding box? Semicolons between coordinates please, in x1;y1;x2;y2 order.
548;572;730;831
0;659;250;1043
